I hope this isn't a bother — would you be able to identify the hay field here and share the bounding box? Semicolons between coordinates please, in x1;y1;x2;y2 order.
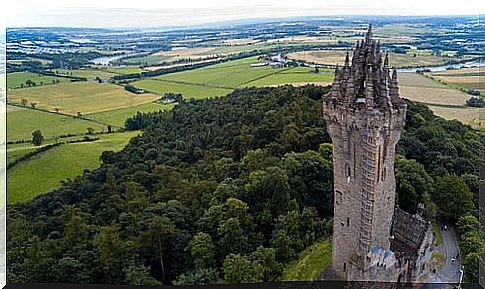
8;82;160;115
429;66;484;91
287;50;463;68
399;73;470;106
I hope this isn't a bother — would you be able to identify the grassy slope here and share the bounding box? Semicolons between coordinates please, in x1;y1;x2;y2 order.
7;72;70;90
281;238;332;281
7;105;106;142
8;82;160;115
7;131;140;204
88;102;177;127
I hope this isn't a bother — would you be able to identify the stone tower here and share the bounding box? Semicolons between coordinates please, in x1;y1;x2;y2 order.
322;25;407;280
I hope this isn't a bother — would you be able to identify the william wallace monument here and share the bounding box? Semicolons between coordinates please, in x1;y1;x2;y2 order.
322;25;435;283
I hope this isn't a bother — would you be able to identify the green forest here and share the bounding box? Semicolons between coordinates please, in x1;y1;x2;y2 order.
7;85;484;284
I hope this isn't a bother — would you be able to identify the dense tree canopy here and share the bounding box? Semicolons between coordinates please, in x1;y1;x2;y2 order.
7;85;484;284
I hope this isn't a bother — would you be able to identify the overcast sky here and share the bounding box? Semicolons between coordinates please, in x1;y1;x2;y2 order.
3;0;484;28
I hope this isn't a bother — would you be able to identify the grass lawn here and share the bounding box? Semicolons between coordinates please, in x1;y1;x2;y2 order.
52;69;117;80
132;79;232;99
7;105;106;142
7;72;70;90
7;82;160;115
281;238;332;281
7;131;140;204
432;222;443;245
88;102;177;127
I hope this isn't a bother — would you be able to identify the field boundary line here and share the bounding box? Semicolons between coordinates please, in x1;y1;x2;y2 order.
7;102;123;129
237;67;293;87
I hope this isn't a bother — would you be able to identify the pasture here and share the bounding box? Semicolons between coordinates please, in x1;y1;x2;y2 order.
88;102;177;127
131;79;233;99
52;68;117;80
7;131;140;204
7;105;106;142
7;82;160;115
7;72;70;90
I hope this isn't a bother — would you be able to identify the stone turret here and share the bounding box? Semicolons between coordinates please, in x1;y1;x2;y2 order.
322;24;407;281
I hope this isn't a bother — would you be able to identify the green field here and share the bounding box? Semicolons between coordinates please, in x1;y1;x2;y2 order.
102;67;147;74
281;238;332;281
157;57;284;88
132;79;233;99
8;82;160;115
7;143;36;164
7;105;106;142
52;69;117;80
88;102;176;127
244;67;333;87
7;72;70;90
7;131;140;204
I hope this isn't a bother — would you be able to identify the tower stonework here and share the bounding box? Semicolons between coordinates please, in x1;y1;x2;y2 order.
322;25;407;281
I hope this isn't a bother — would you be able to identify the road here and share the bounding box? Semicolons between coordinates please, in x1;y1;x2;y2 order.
425;223;462;287
437;224;461;283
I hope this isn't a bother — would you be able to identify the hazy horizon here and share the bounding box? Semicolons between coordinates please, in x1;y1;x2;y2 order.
3;0;484;29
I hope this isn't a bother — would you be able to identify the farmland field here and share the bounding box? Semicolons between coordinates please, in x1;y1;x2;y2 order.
398;73;483;128
88;102;177;127
399;73;470;106
131;79;233;99
7;105;106;141
52;68;117;80
125;45;277;66
7;131;140;204
287;50;472;68
428;66;485;92
243;67;333;87
7;71;70;90
7;82;160;115
102;67;148;74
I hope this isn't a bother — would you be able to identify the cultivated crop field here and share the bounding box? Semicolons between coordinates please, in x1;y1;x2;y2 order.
7;105;106;142
7;131;140;204
8;82;160;115
398;73;470;105
286;50;469;68
7;71;70;90
428;66;485;92
398;72;483;128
